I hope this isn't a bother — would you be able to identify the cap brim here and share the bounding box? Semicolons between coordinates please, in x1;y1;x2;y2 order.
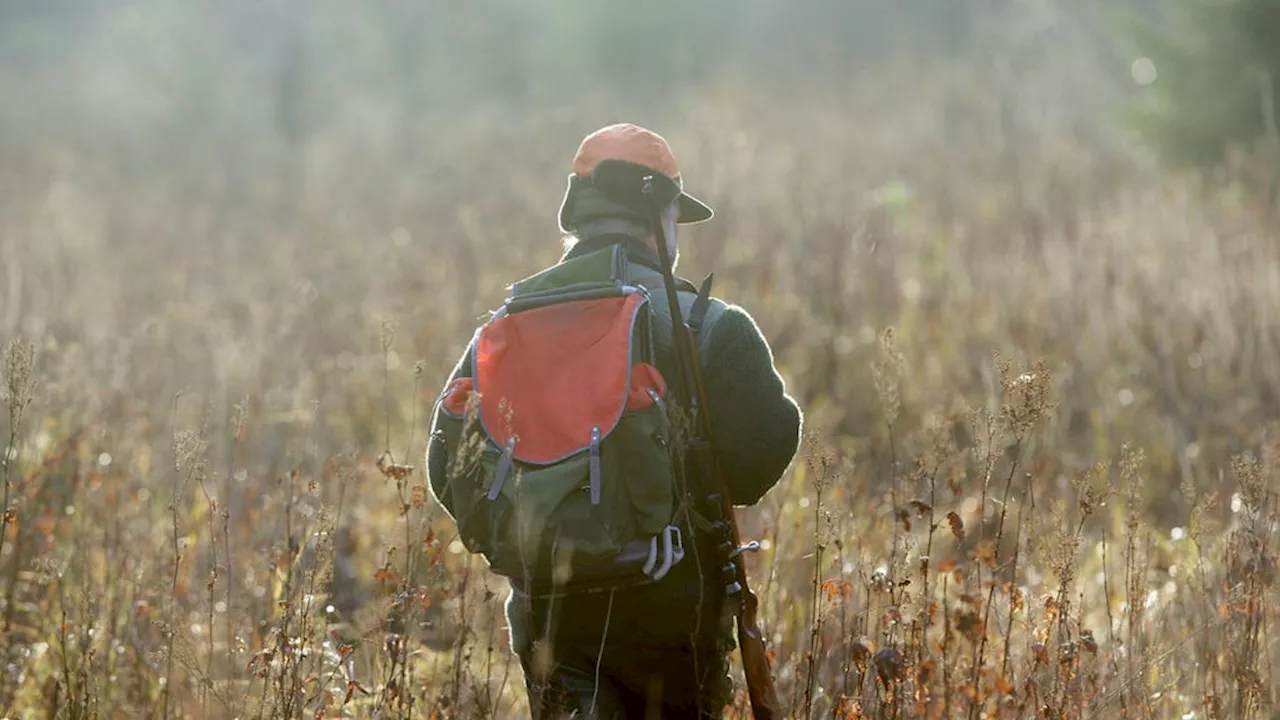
677;192;713;224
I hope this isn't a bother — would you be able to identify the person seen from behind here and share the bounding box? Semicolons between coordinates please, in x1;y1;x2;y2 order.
425;122;802;718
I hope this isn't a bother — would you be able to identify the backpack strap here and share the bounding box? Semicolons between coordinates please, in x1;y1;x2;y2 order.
626;268;724;355
628;267;698;296
688;273;714;339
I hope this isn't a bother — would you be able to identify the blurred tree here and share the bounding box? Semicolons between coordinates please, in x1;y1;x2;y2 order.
525;0;742;103
1124;0;1280;179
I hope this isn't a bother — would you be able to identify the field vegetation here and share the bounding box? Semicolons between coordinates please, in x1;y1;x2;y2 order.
3;0;1280;717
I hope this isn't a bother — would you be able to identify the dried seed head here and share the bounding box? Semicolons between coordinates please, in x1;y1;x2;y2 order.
871;328;904;426
1071;460;1111;517
804;437;836;494
376;451;415;480
2;337;36;418
1231;454;1268;517
1120;444;1146;530
172;427;208;477
998;357;1055;440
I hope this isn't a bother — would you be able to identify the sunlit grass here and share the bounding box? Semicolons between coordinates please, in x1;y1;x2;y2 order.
3;82;1280;718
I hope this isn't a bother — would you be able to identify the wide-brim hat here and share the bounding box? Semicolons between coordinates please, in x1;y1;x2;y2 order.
558;123;713;233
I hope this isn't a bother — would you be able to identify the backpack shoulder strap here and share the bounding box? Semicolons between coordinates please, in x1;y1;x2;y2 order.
628;267;727;362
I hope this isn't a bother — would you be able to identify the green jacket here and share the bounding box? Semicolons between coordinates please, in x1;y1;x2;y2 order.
424;235;802;686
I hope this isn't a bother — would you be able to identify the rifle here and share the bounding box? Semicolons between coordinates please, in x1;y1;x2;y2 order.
640;173;781;720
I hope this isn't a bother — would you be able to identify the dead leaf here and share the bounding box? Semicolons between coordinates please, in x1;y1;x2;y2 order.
909;500;933;516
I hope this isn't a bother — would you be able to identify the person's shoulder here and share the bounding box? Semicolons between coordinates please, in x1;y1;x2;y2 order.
694;297;781;361
703;297;762;334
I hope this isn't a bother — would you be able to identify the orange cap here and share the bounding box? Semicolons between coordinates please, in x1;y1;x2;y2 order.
573;123;683;180
561;123;713;229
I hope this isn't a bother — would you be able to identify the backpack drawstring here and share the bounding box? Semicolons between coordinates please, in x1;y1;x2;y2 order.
589;588;616;716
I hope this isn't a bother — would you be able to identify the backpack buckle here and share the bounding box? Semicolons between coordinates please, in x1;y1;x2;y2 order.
641;525;685;581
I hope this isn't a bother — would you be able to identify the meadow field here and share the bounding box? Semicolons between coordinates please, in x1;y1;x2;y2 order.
4;2;1280;718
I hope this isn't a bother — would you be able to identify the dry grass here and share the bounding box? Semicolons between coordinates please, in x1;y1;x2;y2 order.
4;71;1280;719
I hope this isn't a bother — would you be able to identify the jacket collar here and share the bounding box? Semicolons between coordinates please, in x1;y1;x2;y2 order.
560;234;700;294
561;234;665;273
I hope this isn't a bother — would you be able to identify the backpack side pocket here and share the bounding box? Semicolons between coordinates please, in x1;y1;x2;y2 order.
433;377;498;555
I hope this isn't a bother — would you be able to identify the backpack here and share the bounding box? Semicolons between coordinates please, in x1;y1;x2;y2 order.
432;243;703;598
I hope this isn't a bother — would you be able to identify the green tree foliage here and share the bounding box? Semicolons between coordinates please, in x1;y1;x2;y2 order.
1125;0;1280;174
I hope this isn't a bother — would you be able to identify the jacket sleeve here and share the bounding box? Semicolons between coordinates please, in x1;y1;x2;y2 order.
698;304;802;506
425;339;474;519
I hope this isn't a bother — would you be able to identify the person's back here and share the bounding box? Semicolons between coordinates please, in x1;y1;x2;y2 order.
425;124;802;719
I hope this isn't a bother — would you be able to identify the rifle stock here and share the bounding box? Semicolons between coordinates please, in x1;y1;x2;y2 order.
645;184;781;720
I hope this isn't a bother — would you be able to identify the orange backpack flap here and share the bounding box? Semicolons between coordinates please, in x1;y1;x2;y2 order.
472;292;650;465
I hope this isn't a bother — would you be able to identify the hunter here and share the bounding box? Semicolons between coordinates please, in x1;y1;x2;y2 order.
425;123;802;718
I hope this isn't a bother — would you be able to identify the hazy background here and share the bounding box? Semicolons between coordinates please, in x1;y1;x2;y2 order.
4;1;1280;717
0;0;1174;449
0;0;1149;272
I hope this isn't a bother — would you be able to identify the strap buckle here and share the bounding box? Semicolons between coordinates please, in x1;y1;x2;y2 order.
641;525;686;581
